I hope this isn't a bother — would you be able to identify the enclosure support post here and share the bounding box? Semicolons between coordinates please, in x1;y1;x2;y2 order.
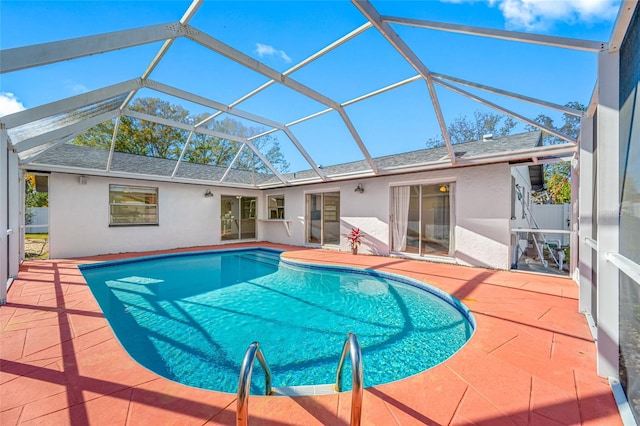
8;148;20;279
595;49;620;379
578;115;594;314
570;156;579;280
0;124;9;305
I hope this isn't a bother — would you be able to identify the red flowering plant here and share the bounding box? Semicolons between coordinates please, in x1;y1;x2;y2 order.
345;227;363;252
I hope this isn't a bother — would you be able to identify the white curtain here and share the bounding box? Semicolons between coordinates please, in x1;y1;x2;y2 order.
391;186;410;251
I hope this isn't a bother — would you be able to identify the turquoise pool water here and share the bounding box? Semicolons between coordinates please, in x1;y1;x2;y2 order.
80;248;474;394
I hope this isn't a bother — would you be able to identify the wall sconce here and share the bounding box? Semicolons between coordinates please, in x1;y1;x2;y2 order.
354;183;364;193
439;185;448;193
204;189;214;198
79;175;88;185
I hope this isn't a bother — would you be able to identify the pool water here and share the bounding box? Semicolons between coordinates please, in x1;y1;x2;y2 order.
80;248;474;394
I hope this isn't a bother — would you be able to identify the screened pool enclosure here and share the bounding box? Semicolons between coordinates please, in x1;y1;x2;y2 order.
1;0;639;421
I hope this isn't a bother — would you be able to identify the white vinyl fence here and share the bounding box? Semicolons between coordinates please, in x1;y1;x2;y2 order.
530;203;570;245
25;207;48;233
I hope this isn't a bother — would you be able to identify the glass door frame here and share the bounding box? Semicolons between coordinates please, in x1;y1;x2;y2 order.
389;181;455;258
305;190;341;247
220;195;257;242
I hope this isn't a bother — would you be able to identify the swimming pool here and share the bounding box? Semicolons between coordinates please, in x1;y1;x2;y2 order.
80;248;474;394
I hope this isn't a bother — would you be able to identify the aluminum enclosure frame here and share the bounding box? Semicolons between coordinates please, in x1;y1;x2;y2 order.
0;0;602;188
1;2;640;411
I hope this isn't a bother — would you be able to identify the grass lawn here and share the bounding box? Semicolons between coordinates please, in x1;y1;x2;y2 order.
25;233;49;259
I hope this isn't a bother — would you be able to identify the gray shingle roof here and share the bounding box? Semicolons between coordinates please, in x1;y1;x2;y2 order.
29;131;542;187
30;144;274;185
274;130;543;183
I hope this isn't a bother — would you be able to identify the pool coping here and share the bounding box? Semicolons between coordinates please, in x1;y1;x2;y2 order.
79;247;477;394
77;246;284;270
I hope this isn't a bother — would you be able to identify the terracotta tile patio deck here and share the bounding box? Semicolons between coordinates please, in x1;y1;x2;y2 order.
1;243;621;425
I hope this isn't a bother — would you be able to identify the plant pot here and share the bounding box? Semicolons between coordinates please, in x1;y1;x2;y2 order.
351;246;358;255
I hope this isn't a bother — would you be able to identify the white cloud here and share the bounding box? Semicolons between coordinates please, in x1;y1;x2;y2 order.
65;81;88;94
495;0;619;30
448;0;620;30
255;43;292;63
0;92;26;117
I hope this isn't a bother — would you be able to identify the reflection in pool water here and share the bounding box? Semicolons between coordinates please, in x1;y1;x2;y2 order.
80;248;474;394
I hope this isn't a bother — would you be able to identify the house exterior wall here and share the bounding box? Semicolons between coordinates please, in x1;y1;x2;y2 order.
453;164;511;269
510;165;532;229
510;165;533;265
48;174;256;258
48;162;512;269
263;162;512;270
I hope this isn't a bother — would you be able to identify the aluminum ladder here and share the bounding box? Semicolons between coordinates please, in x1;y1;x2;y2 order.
236;332;363;426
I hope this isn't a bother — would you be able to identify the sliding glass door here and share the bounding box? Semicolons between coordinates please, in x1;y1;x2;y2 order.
221;195;256;241
391;183;453;256
305;192;340;246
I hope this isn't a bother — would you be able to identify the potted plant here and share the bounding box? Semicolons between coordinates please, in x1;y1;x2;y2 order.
345;227;363;255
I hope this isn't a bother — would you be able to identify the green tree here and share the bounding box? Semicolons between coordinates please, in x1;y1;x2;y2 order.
529;101;584;145
71;121;115;149
545;162;571;203
186;116;289;172
24;174;48;226
123;97;189;158
428;103;583;204
528;102;585;204
427;110;516;147
73;98;188;158
72;98;289;173
25;175;48;208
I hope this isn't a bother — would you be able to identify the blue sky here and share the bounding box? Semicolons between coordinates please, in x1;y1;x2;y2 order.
0;0;622;172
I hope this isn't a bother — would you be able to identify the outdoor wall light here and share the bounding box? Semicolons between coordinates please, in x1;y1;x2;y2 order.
354;183;364;193
204;189;214;198
79;175;88;185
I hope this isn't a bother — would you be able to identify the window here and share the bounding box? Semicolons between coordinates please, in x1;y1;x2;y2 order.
267;195;285;219
109;185;158;226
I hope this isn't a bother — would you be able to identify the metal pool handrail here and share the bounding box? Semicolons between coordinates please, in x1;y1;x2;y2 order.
236;342;273;426
335;332;364;426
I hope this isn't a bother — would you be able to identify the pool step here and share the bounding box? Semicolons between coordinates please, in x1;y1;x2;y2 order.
272;384;337;396
239;251;281;267
254;251;281;261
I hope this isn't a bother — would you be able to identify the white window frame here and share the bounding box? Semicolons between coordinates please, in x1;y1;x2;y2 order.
266;194;285;220
109;185;159;226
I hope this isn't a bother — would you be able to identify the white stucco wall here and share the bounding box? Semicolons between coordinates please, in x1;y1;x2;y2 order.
260;178;391;254
510;165;533;229
453;164;511;269
510;165;534;266
48;162;512;269
48;173;259;258
262;162;511;269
